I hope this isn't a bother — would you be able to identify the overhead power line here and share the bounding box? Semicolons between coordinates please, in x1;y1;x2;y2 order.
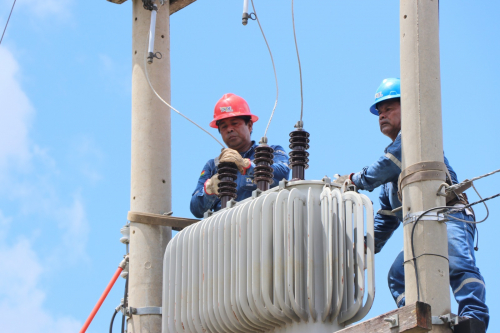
0;0;17;45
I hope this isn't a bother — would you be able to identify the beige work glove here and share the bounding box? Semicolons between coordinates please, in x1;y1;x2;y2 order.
204;174;220;195
218;148;251;175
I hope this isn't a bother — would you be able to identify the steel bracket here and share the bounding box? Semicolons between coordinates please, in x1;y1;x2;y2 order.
129;306;162;316
226;199;237;209
403;211;448;226
432;313;459;326
252;189;263;198
279;178;288;190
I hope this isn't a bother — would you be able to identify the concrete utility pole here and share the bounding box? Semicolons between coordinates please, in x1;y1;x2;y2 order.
400;1;452;332
128;0;171;331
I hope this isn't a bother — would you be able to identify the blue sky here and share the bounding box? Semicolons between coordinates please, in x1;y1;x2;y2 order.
0;0;498;332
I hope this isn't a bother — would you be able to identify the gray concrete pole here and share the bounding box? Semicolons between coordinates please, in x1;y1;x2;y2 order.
128;0;171;332
400;1;452;332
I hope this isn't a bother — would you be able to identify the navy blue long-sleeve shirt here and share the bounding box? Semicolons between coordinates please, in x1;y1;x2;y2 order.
351;133;458;253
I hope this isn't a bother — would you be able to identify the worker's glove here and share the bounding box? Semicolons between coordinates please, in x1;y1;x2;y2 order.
333;173;353;184
218;148;251;175
204;174;220;196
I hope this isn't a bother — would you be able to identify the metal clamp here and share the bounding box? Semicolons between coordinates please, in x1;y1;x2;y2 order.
252;189;263;198
403;211;448;226
203;210;213;219
432;314;459;327
226;199;237;209
129;306;162;315
384;314;399;328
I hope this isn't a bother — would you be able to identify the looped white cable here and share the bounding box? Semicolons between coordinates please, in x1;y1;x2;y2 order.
249;0;279;140
291;0;304;122
143;36;225;149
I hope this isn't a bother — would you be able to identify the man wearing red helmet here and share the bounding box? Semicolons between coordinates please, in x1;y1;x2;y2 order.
190;93;290;218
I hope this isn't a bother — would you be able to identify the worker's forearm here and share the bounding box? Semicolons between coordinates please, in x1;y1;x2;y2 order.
190;189;219;218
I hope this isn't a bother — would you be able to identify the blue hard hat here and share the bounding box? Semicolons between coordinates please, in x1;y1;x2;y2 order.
369;78;401;115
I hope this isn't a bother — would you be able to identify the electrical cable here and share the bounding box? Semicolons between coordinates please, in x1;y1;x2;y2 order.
110;309;118;333
446;167;500;193
469;167;500;182
121;275;129;333
143;37;226;149
0;0;16;45
409;206;450;302
291;0;304;122
444;183;490;224
249;0;279;140
409;187;500;301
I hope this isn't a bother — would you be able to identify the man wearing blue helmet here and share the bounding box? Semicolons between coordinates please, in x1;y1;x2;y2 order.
335;78;489;329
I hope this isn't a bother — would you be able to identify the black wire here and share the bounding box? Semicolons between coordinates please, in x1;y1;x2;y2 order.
121;274;129;333
409;191;500;301
410;206;451;302
0;0;17;45
110;309;118;333
463;192;500;210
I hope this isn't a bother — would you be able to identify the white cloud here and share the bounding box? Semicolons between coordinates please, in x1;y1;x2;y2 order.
0;227;81;333
14;0;74;19
0;46;33;170
56;195;90;264
73;137;104;184
0;46;87;331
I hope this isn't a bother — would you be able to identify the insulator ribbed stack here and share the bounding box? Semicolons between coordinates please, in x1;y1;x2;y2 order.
217;162;238;208
254;145;274;191
289;128;310;180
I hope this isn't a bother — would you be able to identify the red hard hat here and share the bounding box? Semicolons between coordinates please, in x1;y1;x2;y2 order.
209;93;259;128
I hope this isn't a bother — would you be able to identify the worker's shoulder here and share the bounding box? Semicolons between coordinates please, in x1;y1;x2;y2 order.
269;144;287;154
201;157;217;169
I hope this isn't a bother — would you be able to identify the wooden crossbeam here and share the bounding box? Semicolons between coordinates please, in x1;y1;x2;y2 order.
170;0;197;14
336;302;432;333
127;211;199;231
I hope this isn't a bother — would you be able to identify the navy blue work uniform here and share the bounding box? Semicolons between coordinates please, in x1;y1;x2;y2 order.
351;133;489;329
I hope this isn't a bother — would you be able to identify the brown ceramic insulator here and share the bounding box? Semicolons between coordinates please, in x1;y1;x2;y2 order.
289;128;310;180
217;162;238;208
253;145;274;191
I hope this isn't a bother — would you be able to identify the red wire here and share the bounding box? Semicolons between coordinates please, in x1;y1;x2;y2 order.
80;267;123;333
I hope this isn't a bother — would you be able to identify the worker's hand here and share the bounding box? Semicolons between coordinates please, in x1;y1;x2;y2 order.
334;173;352;184
219;148;251;175
204;174;220;196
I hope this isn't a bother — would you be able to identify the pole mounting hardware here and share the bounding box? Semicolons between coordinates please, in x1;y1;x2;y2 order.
403;211;448;226
142;0;156;11
432;313;459;327
383;314;399;328
129;306;162;315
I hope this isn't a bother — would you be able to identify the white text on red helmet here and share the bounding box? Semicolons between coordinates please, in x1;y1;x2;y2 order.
220;106;233;112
